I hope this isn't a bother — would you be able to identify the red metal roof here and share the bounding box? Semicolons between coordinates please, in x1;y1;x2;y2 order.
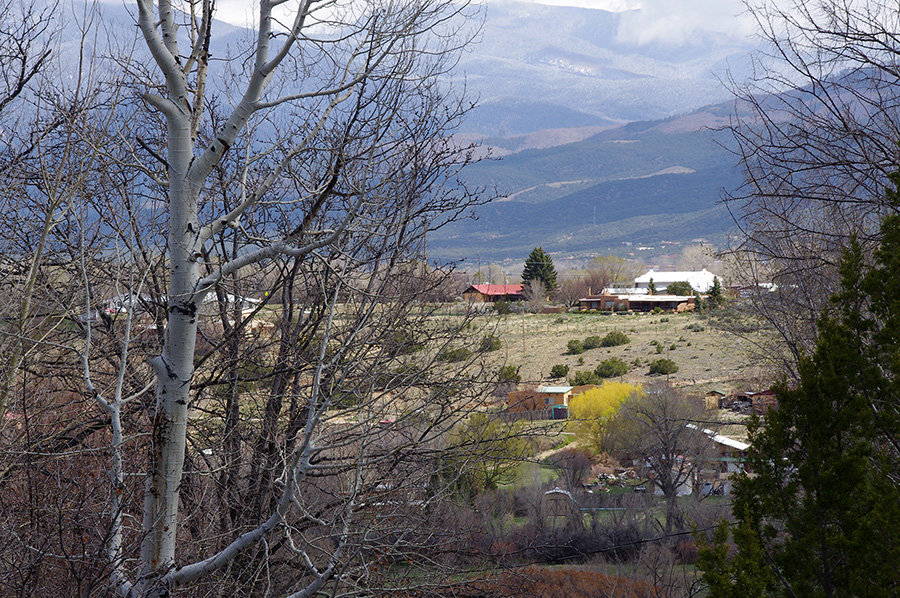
468;284;524;296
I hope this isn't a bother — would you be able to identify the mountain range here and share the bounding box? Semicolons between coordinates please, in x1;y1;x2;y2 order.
50;1;755;266
422;2;758;265
454;1;756;136
432;104;743;264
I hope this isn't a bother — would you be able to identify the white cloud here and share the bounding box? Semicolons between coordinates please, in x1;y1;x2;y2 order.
203;0;756;45
616;0;755;45
513;0;637;10
512;0;755;45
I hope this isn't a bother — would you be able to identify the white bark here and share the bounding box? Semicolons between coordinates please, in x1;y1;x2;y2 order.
119;0;483;595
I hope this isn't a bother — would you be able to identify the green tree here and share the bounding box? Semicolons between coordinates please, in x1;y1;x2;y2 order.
648;358;678;375
647;277;657;295
699;206;900;597
522;246;558;292
549;364;569;379
665;281;693;295
707;275;725;307
446;413;529;501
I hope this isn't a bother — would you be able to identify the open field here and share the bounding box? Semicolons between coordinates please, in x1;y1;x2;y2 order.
466;310;771;394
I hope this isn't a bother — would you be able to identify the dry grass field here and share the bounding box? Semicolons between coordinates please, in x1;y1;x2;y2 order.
471;309;772;395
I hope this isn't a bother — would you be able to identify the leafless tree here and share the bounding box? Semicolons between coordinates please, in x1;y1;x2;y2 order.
584;255;644;293
522;279;547;313
555;274;589;307
0;0;64;422
724;0;900;370
547;448;592;492
0;0;497;596
603;385;713;534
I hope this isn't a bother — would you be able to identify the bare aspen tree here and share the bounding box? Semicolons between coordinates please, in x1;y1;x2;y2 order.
1;0;493;595
84;0;486;596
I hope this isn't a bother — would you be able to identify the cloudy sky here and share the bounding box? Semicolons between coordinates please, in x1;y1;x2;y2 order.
211;0;756;45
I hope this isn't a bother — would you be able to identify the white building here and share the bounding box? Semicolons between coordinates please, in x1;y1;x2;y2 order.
633;269;717;294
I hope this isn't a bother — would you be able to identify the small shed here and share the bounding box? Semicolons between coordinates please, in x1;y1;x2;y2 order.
704;390;725;410
541;487;582;530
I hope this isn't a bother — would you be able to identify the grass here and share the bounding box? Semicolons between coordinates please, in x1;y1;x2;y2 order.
477;310;768;392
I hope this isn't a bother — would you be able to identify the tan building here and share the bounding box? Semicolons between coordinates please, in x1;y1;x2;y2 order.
508;385;575;418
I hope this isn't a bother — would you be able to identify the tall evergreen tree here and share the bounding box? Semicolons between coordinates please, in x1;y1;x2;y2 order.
699;182;900;597
521;246;558;292
707;275;724;308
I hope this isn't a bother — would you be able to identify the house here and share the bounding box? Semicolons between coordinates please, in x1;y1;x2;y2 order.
633;269;717;294
507;385;576;418
578;293;695;313
536;385;574;409
462;284;524;303
751;390;777;414
578;294;629;311
686;424;750;496
625;294;695;313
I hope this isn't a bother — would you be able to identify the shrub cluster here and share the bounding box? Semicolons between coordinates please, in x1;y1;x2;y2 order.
549;364;569;379
437;346;472;362
600;331;630;347
569;370;601;386
497;364;521;383
595;357;628;378
567;339;585;355
480;335;502;352
494;299;512;315
649;358;678;375
568;331;630;355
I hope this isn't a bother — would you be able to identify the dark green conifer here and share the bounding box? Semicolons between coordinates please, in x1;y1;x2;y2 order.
521;246;558;292
698;176;900;597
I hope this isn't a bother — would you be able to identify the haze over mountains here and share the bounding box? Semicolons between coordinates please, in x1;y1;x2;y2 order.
455;1;756;136
55;1;756;265
429;1;758;264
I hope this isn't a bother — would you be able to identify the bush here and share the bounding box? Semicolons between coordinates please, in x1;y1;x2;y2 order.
567;339;585;355
600;331;630;347
383;330;424;356
583;335;602;350
649;358;678;375
569;370;601;386
494;299;511;315
437;346;472;362
480;335;502;352
497;364;521;383
549;364;570;379
595;358;628;379
685;322;705;332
